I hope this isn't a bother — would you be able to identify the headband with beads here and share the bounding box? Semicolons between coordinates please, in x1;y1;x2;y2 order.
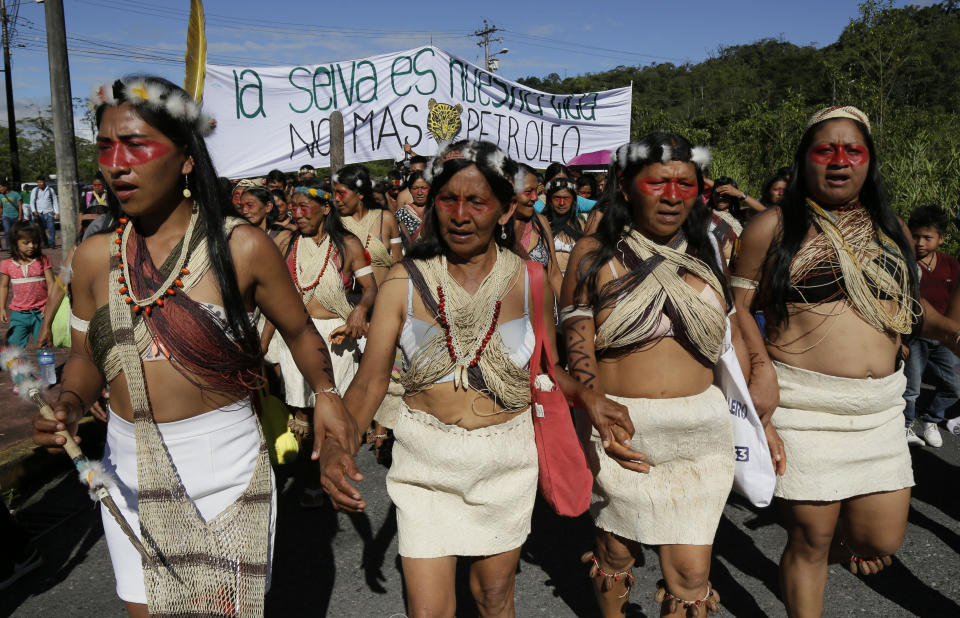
609;142;712;172
422;141;513;187
294;186;333;201
90;79;216;137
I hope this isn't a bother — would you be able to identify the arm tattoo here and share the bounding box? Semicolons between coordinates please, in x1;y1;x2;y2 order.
565;318;598;389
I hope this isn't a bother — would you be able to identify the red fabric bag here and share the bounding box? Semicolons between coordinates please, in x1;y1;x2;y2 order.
526;262;593;517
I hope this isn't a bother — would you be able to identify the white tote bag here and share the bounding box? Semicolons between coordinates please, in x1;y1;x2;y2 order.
714;316;776;507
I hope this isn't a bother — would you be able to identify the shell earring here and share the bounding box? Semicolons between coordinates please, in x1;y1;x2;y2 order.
182;173;192;199
500;225;507;240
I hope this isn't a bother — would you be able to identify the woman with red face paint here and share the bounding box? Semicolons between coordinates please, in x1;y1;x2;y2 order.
733;106;920;617
32;76;356;617
318;140;632;617
544;177;586;275
561;133;764;618
239;186;293;256
332;163;402;287
270;182;376;483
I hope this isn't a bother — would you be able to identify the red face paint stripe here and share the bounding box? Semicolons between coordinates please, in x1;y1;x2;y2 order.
808;143;869;167
98;139;172;167
636;177;699;200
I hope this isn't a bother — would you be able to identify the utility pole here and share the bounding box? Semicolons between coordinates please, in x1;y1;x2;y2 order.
1;0;20;186
472;20;507;73
43;0;79;258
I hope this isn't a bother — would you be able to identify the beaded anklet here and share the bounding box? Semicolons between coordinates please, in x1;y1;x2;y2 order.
654;579;721;617
581;552;634;598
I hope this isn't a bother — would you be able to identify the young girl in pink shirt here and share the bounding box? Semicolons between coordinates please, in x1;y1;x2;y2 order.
1;222;54;347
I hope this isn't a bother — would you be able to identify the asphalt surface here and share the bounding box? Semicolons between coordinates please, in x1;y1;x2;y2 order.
2;423;958;618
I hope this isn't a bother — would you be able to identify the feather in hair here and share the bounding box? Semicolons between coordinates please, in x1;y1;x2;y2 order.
184;0;207;103
690;145;712;169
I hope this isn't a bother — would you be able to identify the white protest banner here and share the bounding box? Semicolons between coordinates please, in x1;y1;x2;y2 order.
203;46;632;178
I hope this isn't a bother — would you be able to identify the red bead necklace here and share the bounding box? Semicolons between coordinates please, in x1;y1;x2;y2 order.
292;235;333;293
832;201;862;212
435;284;502;368
115;217;189;316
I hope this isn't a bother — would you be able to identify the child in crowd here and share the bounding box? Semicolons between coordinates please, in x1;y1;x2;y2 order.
0;222;54;348
904;205;960;447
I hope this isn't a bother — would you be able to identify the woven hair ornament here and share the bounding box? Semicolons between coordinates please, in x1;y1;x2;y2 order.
804;105;871;133
545;177;578;194
422;141;513;186
91;78;216;137
0;347;152;564
609;142;712;173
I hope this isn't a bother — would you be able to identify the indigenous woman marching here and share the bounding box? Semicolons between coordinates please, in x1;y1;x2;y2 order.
239;186;293;256
395;170;430;249
319;140;634;617
706;177;744;266
513;162;563;295
334;164;404;450
561;133;756;618
275;182;377;437
333;163;402;284
544;177;586;275
32;77;356;618
732;106;919;617
270;188;299;232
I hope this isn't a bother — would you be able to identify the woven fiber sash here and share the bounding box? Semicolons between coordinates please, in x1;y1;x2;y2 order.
108;218;272;617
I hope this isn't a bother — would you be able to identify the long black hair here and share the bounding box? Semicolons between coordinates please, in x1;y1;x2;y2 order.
241;186;277;226
407;140;519;260
754;118;919;330
334;163;381;210
760;169;790;207
544;177;583;241
94;75;259;359
576;174;598;200
574;132;729;310
293;180;350;265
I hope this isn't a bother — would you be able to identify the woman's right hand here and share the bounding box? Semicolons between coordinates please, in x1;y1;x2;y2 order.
580;389;650;473
32;398;83;453
317;439;366;512
714;184;743;199
0;308;8;323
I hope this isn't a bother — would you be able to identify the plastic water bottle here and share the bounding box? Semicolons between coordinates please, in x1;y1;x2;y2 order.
37;346;56;386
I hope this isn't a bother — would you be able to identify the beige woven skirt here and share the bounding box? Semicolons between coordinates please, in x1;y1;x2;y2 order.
772;362;914;502
588;385;734;546
386;402;538;558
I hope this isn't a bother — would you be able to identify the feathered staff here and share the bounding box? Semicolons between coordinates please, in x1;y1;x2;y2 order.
184;0;207;102
1;347;151;564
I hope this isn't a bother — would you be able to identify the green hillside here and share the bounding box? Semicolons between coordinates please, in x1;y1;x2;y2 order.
519;0;960;240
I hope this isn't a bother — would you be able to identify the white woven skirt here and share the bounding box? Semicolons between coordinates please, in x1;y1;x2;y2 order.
279;316;360;408
386;402;538;558
588;385;734;546
101;400;276;604
772;362;914;502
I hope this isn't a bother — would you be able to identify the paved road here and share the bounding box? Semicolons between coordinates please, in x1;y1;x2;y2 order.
3;426;958;618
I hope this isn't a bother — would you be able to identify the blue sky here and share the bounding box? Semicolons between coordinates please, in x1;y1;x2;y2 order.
2;0;921;130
